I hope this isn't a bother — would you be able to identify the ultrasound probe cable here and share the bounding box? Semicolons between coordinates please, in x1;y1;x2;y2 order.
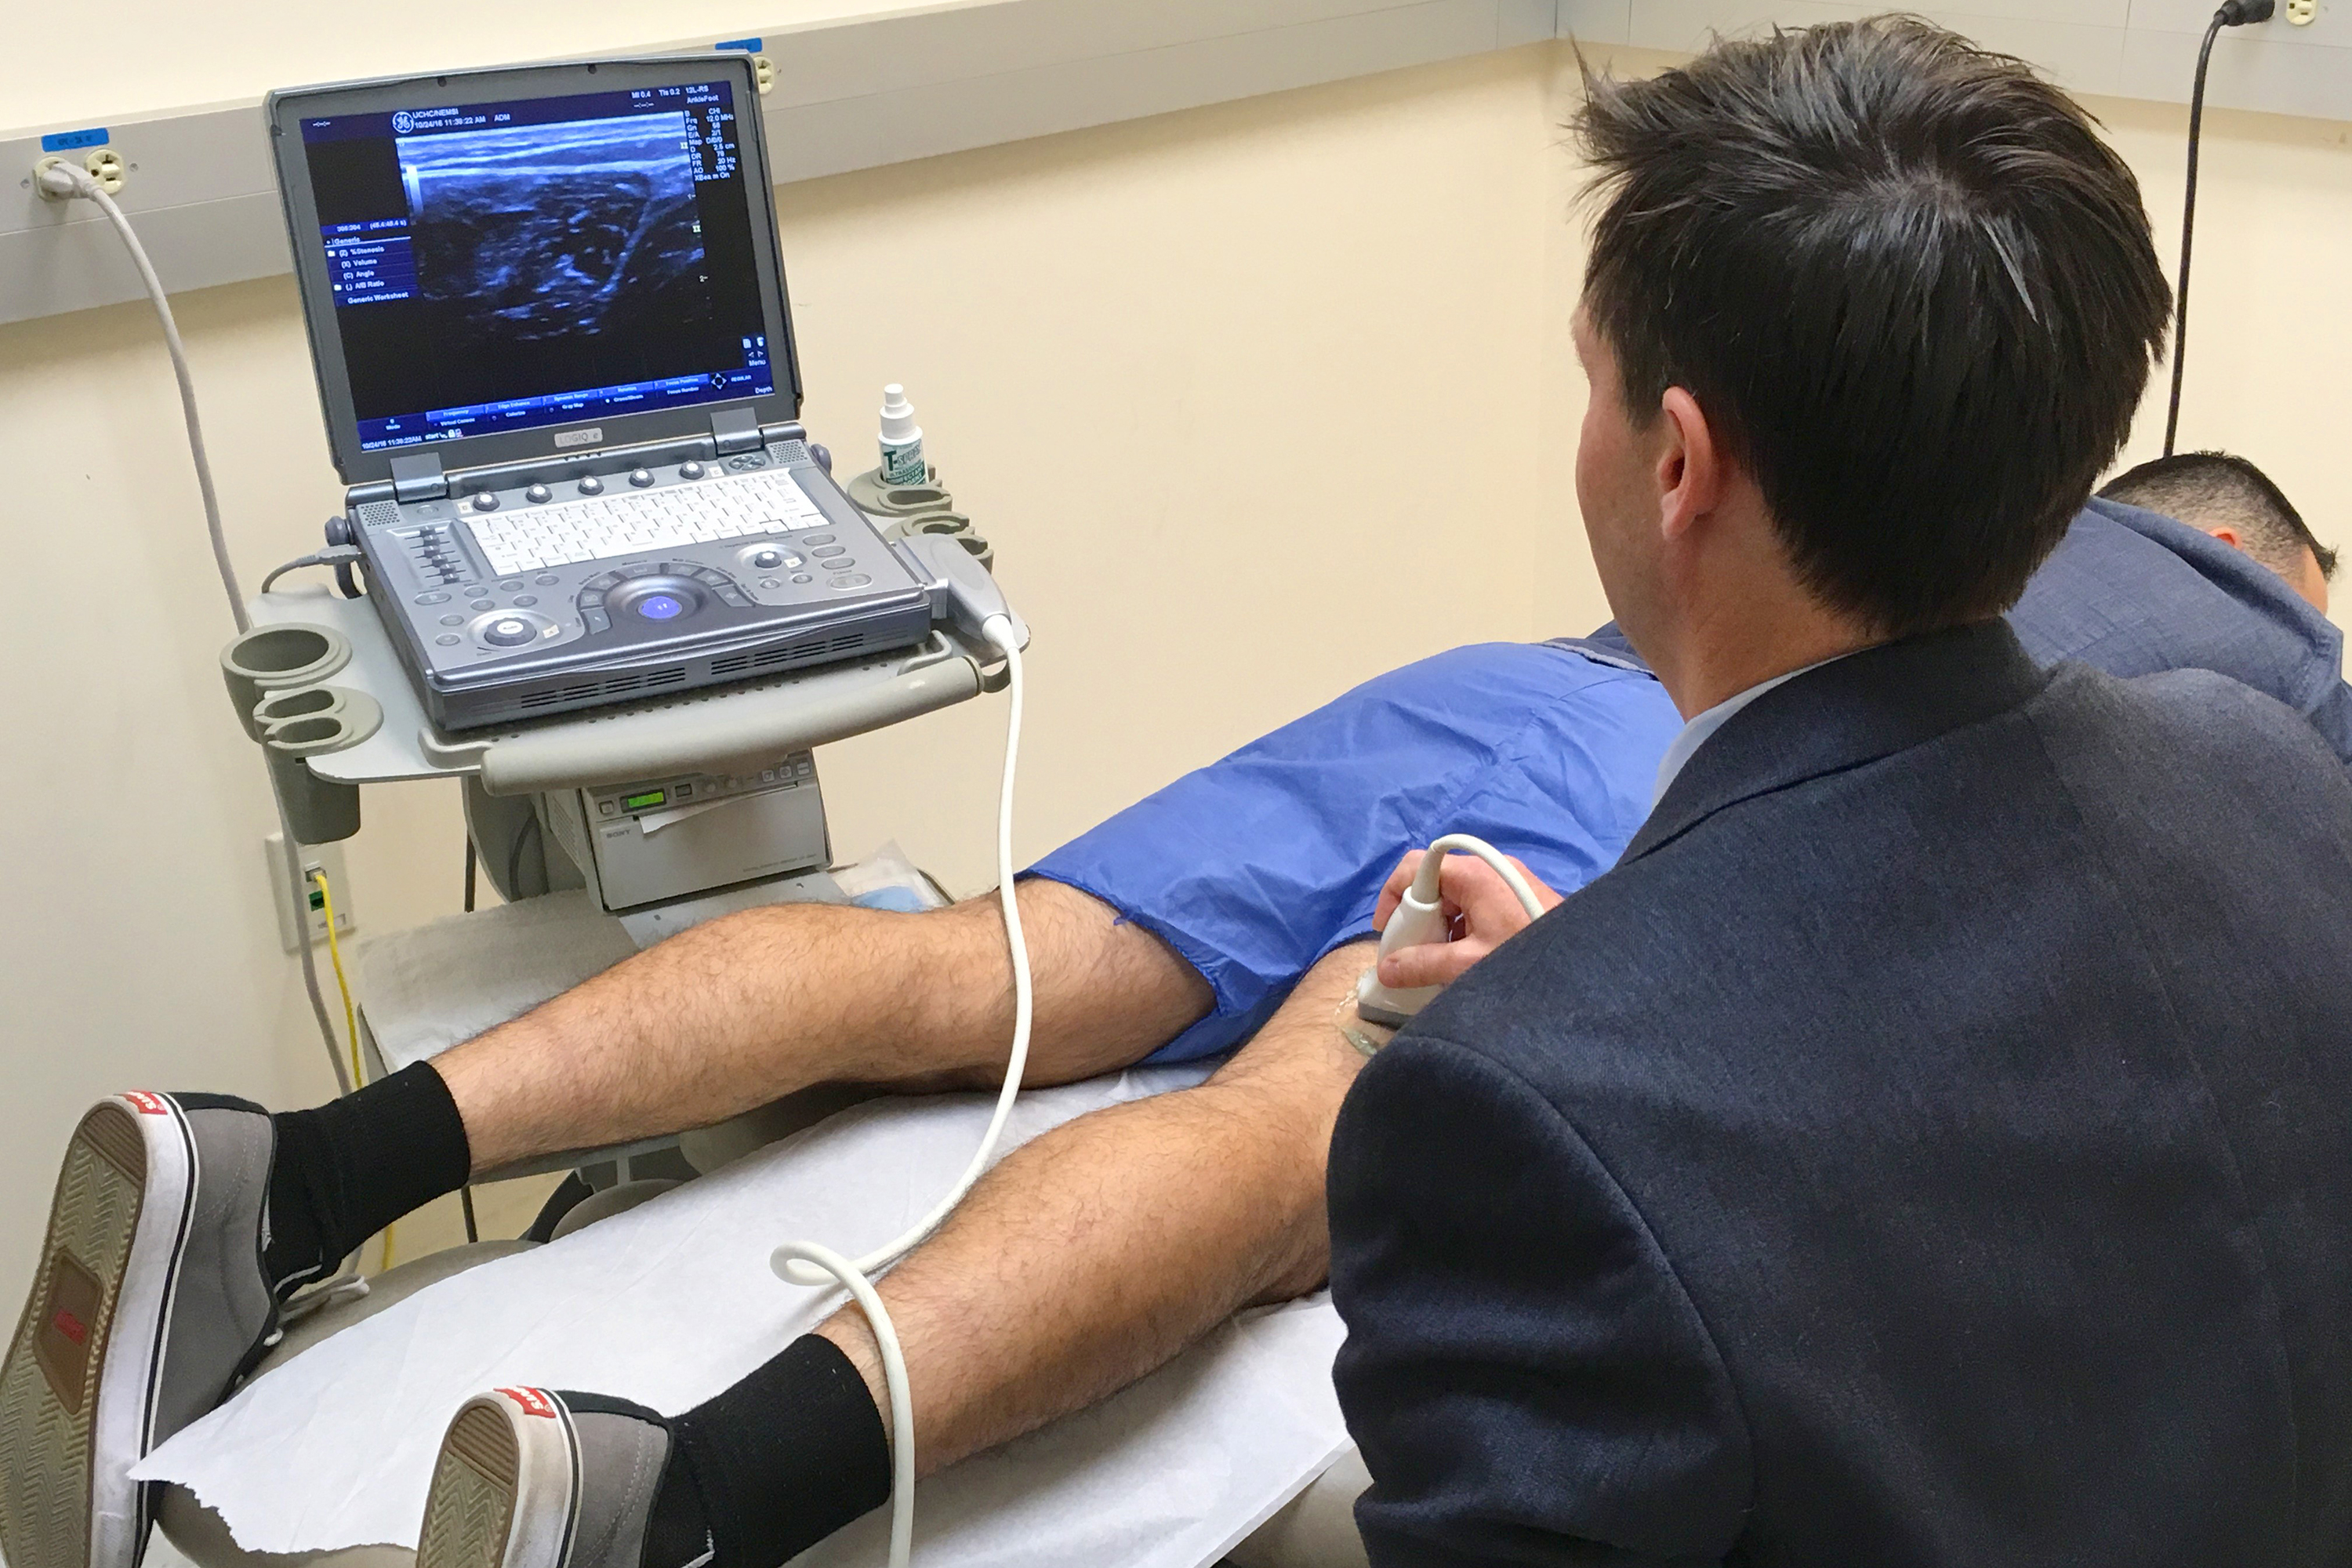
771;613;1029;1568
37;158;353;1105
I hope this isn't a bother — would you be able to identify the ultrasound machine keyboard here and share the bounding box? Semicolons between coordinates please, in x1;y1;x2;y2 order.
466;469;829;578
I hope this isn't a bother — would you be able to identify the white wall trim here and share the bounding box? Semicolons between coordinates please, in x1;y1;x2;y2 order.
2;0;2344;328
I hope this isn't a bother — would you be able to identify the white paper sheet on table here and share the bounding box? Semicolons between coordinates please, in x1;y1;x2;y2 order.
134;1068;1355;1567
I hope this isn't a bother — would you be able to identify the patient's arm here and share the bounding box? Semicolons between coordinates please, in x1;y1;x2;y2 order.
437;880;1210;1171
813;939;1371;1475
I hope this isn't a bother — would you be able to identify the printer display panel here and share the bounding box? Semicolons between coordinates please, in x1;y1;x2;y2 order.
297;81;776;453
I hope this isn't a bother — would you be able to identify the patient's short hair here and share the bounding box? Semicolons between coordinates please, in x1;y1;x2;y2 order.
2100;452;2336;583
1573;16;2172;639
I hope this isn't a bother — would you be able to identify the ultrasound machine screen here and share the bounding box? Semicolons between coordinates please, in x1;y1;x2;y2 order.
296;82;775;453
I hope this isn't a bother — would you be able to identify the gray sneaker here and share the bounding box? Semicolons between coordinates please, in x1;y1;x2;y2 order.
0;1094;279;1568
418;1388;700;1568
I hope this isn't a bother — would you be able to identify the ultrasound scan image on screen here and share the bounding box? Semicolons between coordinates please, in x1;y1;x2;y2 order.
299;82;776;453
401;114;707;346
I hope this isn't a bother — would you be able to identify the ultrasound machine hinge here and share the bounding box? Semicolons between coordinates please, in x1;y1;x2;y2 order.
390;453;451;505
711;407;764;456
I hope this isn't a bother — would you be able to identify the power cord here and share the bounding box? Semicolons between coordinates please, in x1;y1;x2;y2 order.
38;155;353;1102
310;868;395;1269
770;615;1029;1568
36;158;246;630
2164;0;2276;456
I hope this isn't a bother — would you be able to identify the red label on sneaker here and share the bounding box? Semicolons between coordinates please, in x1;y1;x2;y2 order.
50;1309;87;1345
498;1387;558;1418
123;1092;169;1116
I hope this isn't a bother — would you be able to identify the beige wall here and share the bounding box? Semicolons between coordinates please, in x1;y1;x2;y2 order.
1;38;2347;1308
0;47;1581;1301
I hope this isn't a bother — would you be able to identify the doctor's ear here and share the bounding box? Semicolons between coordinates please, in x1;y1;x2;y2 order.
1654;386;1726;541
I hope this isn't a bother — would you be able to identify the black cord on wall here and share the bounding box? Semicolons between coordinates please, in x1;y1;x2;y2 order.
2165;0;2276;457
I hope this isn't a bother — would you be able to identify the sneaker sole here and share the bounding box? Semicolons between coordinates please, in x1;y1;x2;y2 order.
418;1392;579;1568
0;1097;198;1568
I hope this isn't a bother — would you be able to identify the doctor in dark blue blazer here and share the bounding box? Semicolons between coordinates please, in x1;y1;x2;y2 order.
1326;17;2352;1568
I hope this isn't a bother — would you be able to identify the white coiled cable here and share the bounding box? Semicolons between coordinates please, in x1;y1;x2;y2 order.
770;614;1028;1568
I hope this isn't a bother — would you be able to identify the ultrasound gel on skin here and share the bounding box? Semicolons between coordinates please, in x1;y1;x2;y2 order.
880;383;926;485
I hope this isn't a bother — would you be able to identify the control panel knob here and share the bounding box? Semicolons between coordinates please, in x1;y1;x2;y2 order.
578;476;604;495
679;460;707;480
481;617;537;648
470;492;499;511
751;548;784;569
629;468;655;488
525;483;553;504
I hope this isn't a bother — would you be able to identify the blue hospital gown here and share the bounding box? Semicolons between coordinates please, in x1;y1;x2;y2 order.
1026;641;1682;1062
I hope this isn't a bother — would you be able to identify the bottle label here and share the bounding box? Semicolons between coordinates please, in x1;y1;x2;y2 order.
880;439;926;486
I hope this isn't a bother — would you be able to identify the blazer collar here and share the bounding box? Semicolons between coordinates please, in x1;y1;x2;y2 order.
1622;619;2053;863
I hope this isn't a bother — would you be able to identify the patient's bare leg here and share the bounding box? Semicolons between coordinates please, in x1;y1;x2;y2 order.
814;937;1370;1475
437;879;1210;1171
401;942;1367;1568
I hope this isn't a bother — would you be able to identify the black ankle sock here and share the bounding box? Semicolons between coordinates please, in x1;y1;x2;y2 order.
669;1335;891;1568
642;1445;714;1568
262;1062;472;1292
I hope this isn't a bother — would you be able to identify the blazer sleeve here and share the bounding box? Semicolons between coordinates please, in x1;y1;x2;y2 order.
1327;1033;1753;1567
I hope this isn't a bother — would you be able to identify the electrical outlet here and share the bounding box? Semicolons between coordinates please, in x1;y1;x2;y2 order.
753;54;775;93
263;833;357;953
2286;0;2316;22
81;148;125;194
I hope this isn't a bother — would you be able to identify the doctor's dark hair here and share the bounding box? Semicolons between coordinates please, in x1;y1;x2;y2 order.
1573;17;2172;638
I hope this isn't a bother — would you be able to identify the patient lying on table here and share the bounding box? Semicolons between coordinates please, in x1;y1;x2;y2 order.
1;457;2340;1568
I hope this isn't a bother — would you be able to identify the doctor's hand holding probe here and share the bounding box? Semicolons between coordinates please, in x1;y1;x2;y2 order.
1354;838;1566;1027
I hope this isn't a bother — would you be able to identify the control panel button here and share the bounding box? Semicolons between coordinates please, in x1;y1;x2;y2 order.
435;633;461;647
535;574;561;586
629;468;655;488
439;614;464;627
583;607;612;633
811;546;847;559
482;618;537;648
513;594;538;607
470;492;499;511
470;598;495;612
525;484;553;504
634;593;687;621
498;579;523;591
829;573;873;589
801;534;836;546
759;578;782;590
583;572;621;592
579;590;605;608
578;476;604;495
716;588;753;608
415;592;450;605
791;573;813;585
679;460;707;480
600;800;619;817
462;583;485;595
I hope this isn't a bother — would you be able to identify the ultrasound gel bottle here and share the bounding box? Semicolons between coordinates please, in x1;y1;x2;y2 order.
879;384;926;485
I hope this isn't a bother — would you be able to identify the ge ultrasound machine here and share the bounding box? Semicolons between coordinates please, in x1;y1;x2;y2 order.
223;50;1027;1184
